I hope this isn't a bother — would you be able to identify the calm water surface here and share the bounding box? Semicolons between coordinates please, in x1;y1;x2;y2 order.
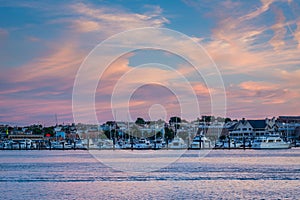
0;149;299;199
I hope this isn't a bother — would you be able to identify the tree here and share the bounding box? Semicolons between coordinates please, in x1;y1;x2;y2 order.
148;131;163;140
219;135;227;141
164;127;174;141
225;117;232;123
169;116;181;134
103;121;118;139
201;115;212;123
169;116;181;124
32;127;42;135
131;125;142;138
43;127;54;137
135;117;146;125
216;117;225;122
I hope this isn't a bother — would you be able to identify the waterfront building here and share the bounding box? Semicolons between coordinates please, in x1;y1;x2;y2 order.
229;117;278;141
277;116;300;123
278;121;300;141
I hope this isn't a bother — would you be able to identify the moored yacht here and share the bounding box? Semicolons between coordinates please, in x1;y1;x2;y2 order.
51;141;72;149
151;138;166;149
98;139;114;149
222;139;243;148
82;138;98;149
168;136;187;149
252;136;290;149
190;135;212;149
134;138;151;149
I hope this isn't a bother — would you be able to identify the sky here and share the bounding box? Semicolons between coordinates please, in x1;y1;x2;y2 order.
0;0;300;125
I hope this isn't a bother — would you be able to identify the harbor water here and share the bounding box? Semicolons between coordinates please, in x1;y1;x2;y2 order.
0;149;299;199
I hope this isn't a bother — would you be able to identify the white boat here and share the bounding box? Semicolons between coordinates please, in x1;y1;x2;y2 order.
134;138;151;149
52;141;72;149
151;138;166;149
122;139;134;149
252;136;291;149
168;136;187;149
222;139;243;148
73;140;86;149
190;135;211;149
15;139;34;149
98;139;114;149
0;141;11;149
82;139;98;149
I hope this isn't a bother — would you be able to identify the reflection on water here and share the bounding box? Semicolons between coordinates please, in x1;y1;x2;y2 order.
0;149;299;199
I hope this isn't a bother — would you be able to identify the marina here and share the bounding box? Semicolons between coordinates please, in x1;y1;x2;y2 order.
1;116;299;151
0;134;295;150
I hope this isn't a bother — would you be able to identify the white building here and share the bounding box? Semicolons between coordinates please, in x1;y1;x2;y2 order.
230;117;278;140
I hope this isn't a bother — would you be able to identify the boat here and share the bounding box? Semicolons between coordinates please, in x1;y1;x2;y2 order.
252;136;291;149
222;139;243;148
151;138;166;149
121;139;134;149
73;140;86;149
168;136;187;149
19;139;35;149
82;138;97;149
134;138;151;149
98;139;114;149
0;141;11;149
51;141;72;149
190;135;211;149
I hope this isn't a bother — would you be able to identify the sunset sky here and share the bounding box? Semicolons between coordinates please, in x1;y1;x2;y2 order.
1;0;300;125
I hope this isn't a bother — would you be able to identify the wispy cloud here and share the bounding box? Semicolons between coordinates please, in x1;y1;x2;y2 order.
0;1;171;124
269;6;287;51
294;21;300;48
7;43;83;84
239;0;275;21
239;81;278;91
68;2;169;34
184;0;300;118
1;0;300;124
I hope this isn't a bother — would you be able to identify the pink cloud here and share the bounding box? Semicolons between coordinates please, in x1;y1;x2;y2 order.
269;7;287;51
0;96;73;125
8;42;84;86
191;83;210;95
239;81;278;91
3;1;300;124
201;0;300;76
227;80;299;108
0;41;86;124
225;80;300;119
239;0;275;21
71;20;102;33
69;3;169;34
294;21;300;48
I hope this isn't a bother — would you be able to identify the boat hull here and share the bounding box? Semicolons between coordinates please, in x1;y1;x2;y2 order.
252;143;291;149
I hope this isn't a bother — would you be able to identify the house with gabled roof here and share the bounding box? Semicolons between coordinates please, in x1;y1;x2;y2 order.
229;117;278;140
